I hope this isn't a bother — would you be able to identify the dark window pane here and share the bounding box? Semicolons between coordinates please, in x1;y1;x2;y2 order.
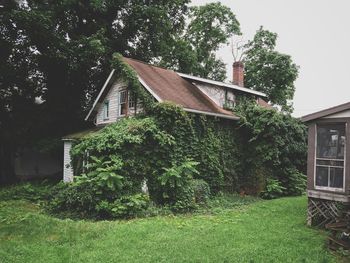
317;124;346;160
330;167;344;188
316;166;329;187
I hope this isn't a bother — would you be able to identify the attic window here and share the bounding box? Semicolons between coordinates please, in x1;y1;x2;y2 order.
119;90;127;116
103;101;109;120
129;93;136;109
225;91;236;109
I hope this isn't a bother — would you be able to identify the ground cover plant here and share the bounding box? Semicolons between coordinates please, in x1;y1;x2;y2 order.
0;183;340;263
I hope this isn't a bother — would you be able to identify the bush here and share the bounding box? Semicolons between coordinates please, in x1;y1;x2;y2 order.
48;155;143;219
260;178;286;199
191;179;210;204
158;160;199;212
236;101;307;197
96;194;150;219
0;180;55;202
48;182;99;217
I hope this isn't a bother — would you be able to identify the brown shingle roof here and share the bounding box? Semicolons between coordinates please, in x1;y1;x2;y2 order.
123;57;237;119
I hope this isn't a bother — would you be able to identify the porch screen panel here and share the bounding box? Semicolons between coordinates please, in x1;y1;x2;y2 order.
315;123;346;189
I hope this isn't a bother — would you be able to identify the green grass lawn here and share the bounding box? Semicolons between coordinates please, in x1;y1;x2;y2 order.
0;195;338;263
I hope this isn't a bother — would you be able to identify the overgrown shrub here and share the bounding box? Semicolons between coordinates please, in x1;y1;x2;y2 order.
158;160;200;212
48;154;144;219
0;180;54;202
260;178;286;199
236;101;307;198
191;179;210;204
50;100;307;218
96;194;149;219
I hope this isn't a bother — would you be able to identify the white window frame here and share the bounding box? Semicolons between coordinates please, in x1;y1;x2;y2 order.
314;123;346;192
103;100;109;120
118;89;127;117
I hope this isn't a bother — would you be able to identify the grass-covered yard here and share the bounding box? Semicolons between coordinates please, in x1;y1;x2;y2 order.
0;192;339;263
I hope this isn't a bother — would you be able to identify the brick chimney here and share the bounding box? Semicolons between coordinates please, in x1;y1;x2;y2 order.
233;61;244;87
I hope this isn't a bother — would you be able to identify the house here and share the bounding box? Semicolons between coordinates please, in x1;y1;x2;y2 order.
63;58;269;182
302;102;350;226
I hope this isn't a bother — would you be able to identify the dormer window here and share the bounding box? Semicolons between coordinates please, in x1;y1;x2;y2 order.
103;100;109;120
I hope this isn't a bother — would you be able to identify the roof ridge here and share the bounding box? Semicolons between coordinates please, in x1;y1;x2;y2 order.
123;56;174;72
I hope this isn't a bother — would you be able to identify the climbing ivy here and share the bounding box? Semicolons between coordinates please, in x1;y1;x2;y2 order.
55;56;307;219
235;100;307;196
110;53;155;111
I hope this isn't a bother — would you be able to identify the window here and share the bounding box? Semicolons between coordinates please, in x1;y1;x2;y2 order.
129;93;136;109
103;100;109;120
225;91;236;109
119;90;127;116
119;90;137;116
315;123;346;190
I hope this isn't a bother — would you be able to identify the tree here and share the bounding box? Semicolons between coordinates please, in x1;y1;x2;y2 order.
0;0;190;182
159;2;240;81
244;27;299;112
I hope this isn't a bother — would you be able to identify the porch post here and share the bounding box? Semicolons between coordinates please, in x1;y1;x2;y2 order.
63;139;74;182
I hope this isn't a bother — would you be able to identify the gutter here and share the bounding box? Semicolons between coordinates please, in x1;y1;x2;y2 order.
183;108;239;120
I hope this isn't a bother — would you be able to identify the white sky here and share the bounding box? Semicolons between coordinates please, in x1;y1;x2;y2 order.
191;0;350;117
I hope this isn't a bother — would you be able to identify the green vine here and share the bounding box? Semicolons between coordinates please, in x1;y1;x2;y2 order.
110;53;155;111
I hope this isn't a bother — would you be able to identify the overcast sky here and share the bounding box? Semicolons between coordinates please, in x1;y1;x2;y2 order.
191;0;350;117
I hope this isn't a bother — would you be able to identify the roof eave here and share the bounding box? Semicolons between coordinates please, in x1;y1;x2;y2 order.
183;108;239;120
177;72;267;98
301;102;350;122
85;69;116;121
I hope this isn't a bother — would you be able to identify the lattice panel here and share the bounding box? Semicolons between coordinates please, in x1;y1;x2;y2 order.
307;198;341;227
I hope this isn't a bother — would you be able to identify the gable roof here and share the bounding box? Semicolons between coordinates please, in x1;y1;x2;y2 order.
123;57;237;119
86;57;269;121
301;102;350;122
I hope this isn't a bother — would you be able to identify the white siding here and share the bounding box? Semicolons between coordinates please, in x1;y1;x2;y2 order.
192;82;235;108
323;109;350;119
96;80;127;125
95;79;143;125
63;140;74;182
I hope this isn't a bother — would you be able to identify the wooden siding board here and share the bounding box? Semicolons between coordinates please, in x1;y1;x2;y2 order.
96;80;126;125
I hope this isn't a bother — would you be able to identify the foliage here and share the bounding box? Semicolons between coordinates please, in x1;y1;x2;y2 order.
191;179;211;204
62;103;243;217
48;153;147;219
159;2;240;81
0;180;55;202
96;194;150;219
159;160;199;212
260;178;286;199
76;156;124;192
236;100;307;198
244;27;299;112
0;0;190;182
110;53;155;110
